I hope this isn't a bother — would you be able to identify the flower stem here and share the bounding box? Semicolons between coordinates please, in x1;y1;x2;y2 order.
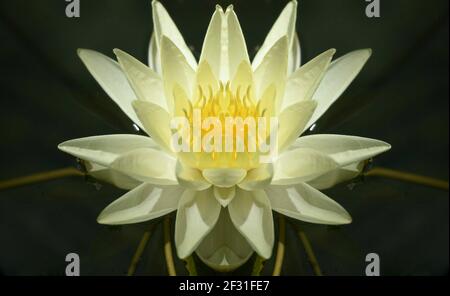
297;227;323;276
365;167;449;190
127;222;157;276
0;167;84;190
163;215;177;276
272;215;286;276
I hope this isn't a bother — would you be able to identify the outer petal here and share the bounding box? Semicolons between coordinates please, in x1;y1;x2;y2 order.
160;36;196;111
151;0;197;71
110;148;177;185
83;162;141;190
132;100;173;153
308;162;363;190
281;49;335;110
175;189;221;258
114;49;168;111
176;161;211;191
58;134;158;167
148;33;159;73
272;148;339;186
252;0;297;71
196;208;254;272
253;36;288;113
291;134;391;189
199;5;250;82
304;49;372;132
266;182;352;225
228;189;274;259
77;49;145;131
290;134;391;167
202;168;247;188
288;33;301;73
97;183;183;225
238;164;274;191
277;100;317;151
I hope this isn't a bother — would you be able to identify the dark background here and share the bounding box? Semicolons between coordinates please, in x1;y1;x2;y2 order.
0;0;448;275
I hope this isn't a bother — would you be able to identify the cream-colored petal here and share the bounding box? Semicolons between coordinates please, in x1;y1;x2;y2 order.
272;148;339;186
291;134;391;167
277;100;317;151
252;0;297;71
304;49;372;132
228;189;274;259
175;189;221;258
77;49;145;131
58;134;158;167
83;162;141;190
199;5;250;82
288;33;301;73
176;162;211;191
230;60;254;98
97;183;183;225
147;33;160;73
160;36;196;111
213;186;235;207
266;182;352;225
291;134;391;189
110;148;177;185
114;49;168;111
151;0;197;70
307;162;364;190
196;208;254;272
202;168;247;188
238;164;274;191
281;49;335;110
253;36;288;113
195;61;220;97
132;100;173;153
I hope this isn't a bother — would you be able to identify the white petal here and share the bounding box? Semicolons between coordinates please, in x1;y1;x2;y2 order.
202;168;247;188
58;134;158;167
151;0;197;71
266;182;352;225
110;148;177;185
176;162;211;191
291;134;391;189
281;49;335;110
213;186;235;207
175;189;221;258
272;148;339;185
83;162;141;190
277;100;317;151
147;33;160;73
77;49;145;131
238;164;274;191
308;162;363;190
288;33;301;73
160;36;196;111
97;183;183;225
291;134;391;167
252;0;297;71
253;36;288;112
132;100;173;153
304;49;372;132
196;208;253;272
114;49;168;111
199;5;250;81
228;189;274;259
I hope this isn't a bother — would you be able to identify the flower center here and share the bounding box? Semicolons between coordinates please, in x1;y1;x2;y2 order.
175;81;275;170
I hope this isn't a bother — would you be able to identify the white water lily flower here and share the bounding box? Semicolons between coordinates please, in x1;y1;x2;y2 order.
58;0;391;271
